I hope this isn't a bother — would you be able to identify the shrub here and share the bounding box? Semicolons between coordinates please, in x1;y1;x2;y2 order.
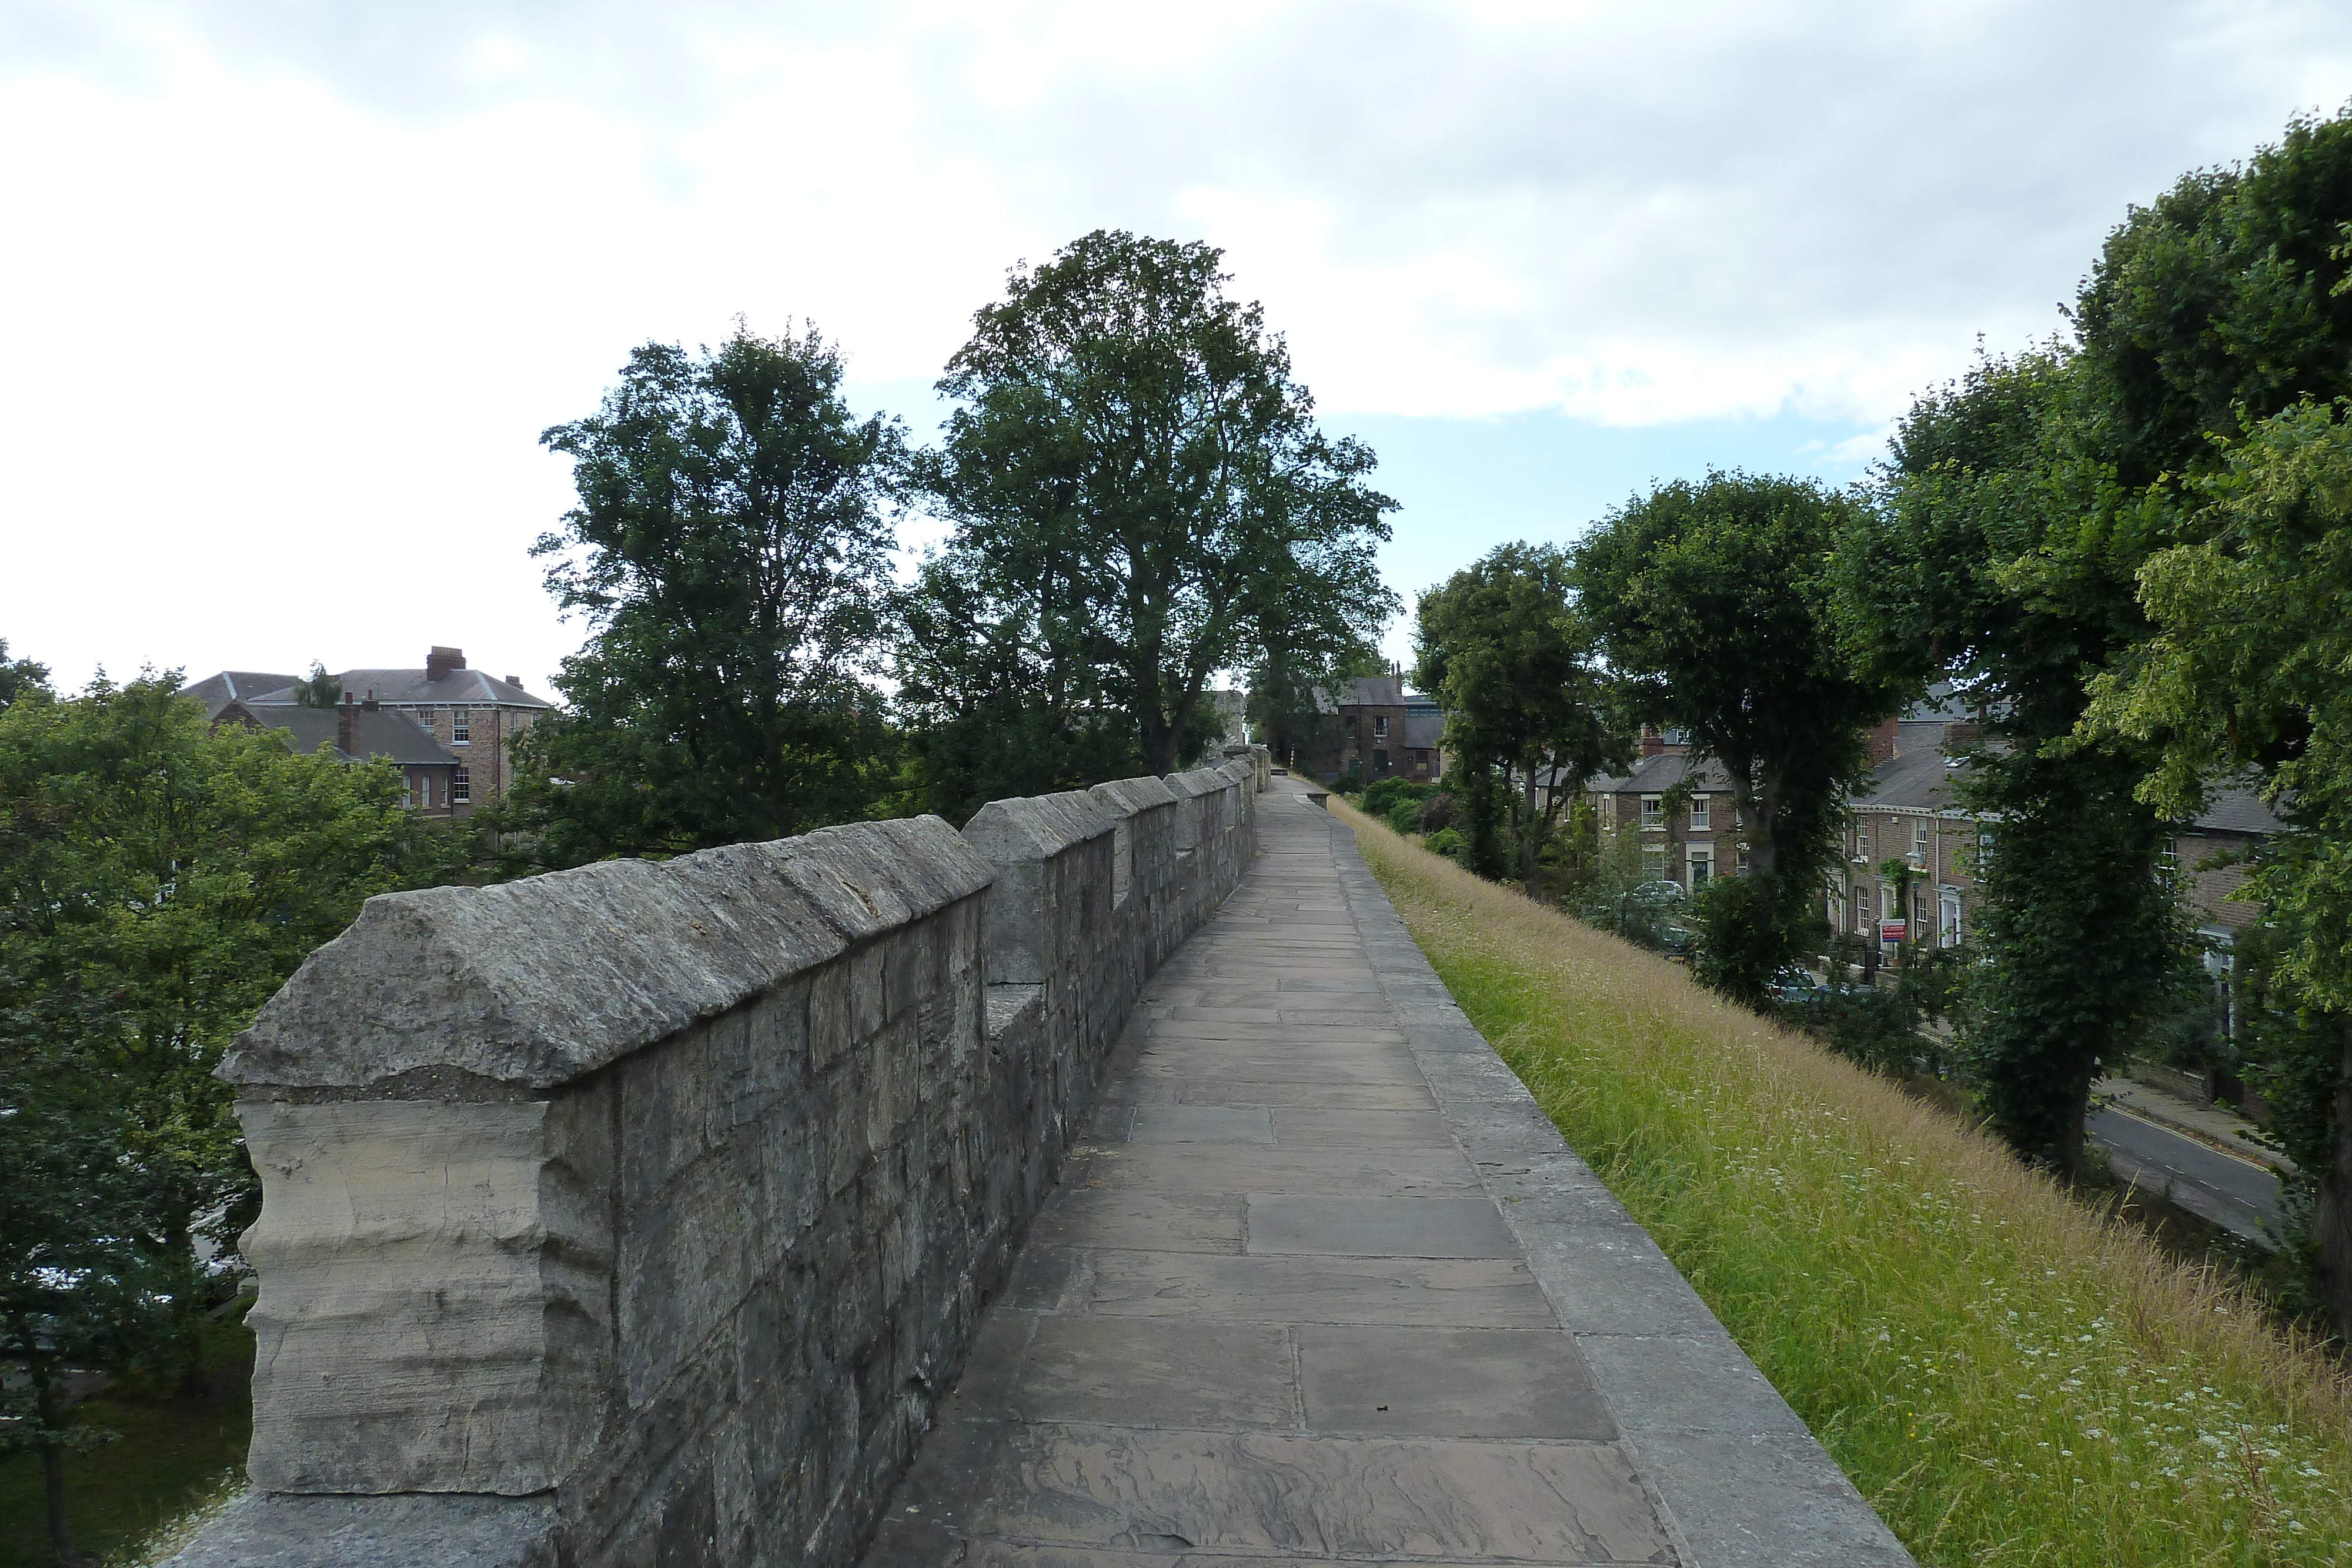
1359;777;1432;820
1422;826;1465;860
1416;791;1458;833
1387;799;1421;836
1686;874;1795;1004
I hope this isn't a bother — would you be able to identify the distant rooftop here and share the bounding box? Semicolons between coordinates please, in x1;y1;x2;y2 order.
183;647;554;715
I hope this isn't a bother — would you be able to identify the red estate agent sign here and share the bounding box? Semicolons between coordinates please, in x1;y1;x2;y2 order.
1879;920;1908;943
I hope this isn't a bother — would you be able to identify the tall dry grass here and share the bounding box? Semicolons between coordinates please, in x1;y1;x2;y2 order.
1337;799;2352;1567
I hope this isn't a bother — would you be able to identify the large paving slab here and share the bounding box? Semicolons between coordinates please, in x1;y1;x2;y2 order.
863;783;1916;1568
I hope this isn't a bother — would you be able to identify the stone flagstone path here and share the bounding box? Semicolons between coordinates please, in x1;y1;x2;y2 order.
861;783;1914;1568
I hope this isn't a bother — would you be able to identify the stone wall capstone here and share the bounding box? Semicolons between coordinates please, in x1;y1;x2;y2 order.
166;751;1268;1568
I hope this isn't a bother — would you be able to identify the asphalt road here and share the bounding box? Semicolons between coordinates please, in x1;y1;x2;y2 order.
2090;1105;2283;1244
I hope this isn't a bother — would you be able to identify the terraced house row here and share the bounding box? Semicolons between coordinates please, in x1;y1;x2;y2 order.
1576;697;2280;982
183;646;554;817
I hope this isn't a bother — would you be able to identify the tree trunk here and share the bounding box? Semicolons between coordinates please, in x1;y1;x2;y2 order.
1520;765;1540;887
2317;1017;2352;1344
29;1353;76;1566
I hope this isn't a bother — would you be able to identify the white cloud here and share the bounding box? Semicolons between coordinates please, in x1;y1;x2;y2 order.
2;0;2349;688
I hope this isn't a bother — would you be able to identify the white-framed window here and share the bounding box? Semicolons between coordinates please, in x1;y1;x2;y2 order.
419;774;433;809
1939;890;1962;947
1640;794;1664;827
1736;845;1749;876
1688;845;1713;885
451;710;470;745
1912;820;1930;864
1642;847;1668;880
402;774;415;808
1373;715;1388;740
412;707;435;733
1688;794;1709;829
452;767;471;804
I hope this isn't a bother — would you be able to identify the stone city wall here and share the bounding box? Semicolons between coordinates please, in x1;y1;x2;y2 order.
168;752;1269;1568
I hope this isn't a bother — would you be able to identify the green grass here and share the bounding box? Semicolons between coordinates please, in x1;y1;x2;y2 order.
1;1313;251;1568
1338;798;2352;1568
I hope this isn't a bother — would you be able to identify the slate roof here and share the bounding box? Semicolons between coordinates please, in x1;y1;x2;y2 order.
2193;784;2287;837
236;706;462;767
1402;713;1445;750
1583;753;1736;794
1856;720;1971;813
183;670;302;720
312;667;554;708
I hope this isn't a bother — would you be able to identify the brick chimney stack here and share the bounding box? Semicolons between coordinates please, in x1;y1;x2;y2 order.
336;693;358;757
1639;726;1666;758
1864;716;1902;766
426;646;466;683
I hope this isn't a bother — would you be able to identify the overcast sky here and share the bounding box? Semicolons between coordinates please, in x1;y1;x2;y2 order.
5;0;2350;693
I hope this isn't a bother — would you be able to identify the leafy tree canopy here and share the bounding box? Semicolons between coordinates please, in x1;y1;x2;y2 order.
1577;473;1899;1001
908;230;1396;786
291;660;342;708
0;673;465;1553
0;637;48;712
503;325;907;864
1414;542;1628;885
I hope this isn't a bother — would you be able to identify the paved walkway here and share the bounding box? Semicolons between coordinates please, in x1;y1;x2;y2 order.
864;786;1912;1568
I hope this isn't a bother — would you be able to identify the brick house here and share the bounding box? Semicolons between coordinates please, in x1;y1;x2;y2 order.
1580;752;1742;890
1330;674;1446;784
1832;705;1982;964
184;647;554;818
1833;700;2284;973
213;696;466;817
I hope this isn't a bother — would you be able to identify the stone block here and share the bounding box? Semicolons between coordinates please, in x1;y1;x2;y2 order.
237;1095;612;1495
225;821;991;1092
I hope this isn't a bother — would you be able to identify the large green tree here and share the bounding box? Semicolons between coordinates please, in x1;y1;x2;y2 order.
1844;108;2352;1176
503;325;906;865
1413;543;1626;887
909;230;1396;783
1578;473;1902;1002
2081;400;2352;1335
0;674;463;1556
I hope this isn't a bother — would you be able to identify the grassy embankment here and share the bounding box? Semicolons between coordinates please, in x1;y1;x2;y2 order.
1334;797;2352;1568
0;1310;250;1567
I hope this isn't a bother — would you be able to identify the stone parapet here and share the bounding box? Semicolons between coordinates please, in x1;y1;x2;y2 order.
167;749;1269;1568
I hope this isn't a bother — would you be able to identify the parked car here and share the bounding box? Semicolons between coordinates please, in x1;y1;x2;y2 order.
1766;965;1824;1005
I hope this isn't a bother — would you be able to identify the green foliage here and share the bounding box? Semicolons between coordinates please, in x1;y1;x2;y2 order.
0;674;461;1554
288;662;340;710
1415;791;1457;834
1421;825;1464;860
1571;825;1682;950
1845;109;2352;1188
0;640;49;713
893;546;1150;823
1578;473;1898;996
909;230;1396;780
1358;776;1433;821
1686;875;1788;1007
2080;397;2352;1334
1413;541;1627;889
502;325;907;865
1385;798;1420;836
